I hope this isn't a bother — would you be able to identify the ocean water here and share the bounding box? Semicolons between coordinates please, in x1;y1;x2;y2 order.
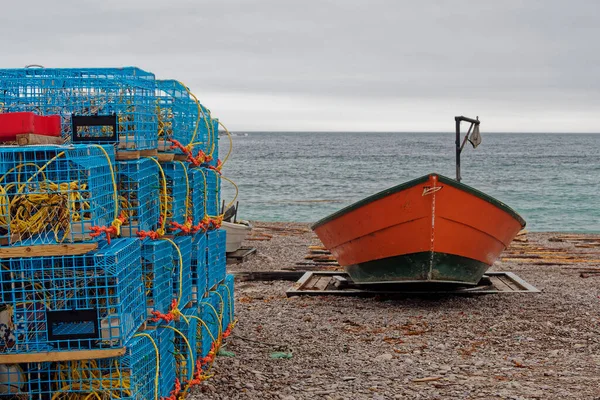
220;132;600;233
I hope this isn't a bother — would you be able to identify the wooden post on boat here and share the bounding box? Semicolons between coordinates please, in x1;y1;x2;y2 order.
454;116;481;182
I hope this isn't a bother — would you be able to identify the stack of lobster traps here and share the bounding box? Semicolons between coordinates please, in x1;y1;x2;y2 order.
0;67;235;399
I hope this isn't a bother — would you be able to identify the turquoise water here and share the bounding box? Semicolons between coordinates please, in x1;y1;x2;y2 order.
220;132;600;232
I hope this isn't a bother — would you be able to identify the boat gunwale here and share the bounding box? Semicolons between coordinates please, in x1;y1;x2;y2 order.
310;173;526;230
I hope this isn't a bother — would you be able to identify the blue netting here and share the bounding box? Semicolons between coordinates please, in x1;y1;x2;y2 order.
218;274;235;332
172;235;193;307
206;229;227;290
0;144;116;247
141;240;174;322
174;307;198;384
0;362;51;398
162;162;188;227
208;117;219;167
155;323;176;398
191;232;207;302
0;238;145;353
0;67;157;151
198;294;220;359
155;80;209;155
188;168;207;224
2;333;159;399
202;167;221;216
117;159;160;237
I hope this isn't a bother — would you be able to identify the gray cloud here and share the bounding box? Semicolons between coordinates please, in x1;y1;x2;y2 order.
1;0;599;131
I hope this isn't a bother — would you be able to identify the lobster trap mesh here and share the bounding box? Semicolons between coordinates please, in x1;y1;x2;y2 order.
0;144;116;247
174;307;198;384
203;167;221;217
116;158;160;237
218;274;235;332
155;323;176;398
198;293;221;359
172;236;193;307
0;333;160;399
161;162;188;227
191;232;207;301
207;229;227;290
155;80;207;154
141;240;174;321
0;238;145;353
0;67;157;150
0;362;51;399
208;117;219;167
188;168;207;224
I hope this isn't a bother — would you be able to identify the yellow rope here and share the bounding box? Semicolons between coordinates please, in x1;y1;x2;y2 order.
176;81;211;150
0;145;121;242
187;314;218;349
161;238;185;309
200;300;223;346
145;157;168;235
218;120;233;167
219;175;239;214
133;332;160;400
177;161;191;225
159;324;195;383
223;283;235;324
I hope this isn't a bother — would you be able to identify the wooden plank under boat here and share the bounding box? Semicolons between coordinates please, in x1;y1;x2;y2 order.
311;173;526;286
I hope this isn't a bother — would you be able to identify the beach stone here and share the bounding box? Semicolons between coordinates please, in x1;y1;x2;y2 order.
375;353;393;362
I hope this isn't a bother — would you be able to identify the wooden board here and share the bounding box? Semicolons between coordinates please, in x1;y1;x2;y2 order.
233;270;306;281
0;347;126;364
157;152;175;162
0;243;98;259
174;154;188;161
226;247;257;264
139;149;158;157
16;133;63;146
116;151;140;161
286;271;540;297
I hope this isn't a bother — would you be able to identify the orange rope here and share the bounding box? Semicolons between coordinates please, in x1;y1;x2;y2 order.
137;230;161;240
89;214;126;244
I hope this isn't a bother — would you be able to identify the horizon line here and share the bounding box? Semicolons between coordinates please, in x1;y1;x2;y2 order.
222;130;600;134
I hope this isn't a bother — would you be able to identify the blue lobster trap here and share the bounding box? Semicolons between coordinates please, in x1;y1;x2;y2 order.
117;158;160;237
155;323;177;398
155;80;208;155
218;274;235;333
0;362;51;398
161;162;188;228
198;292;221;359
192;232;208;302
171;235;193;307
2;333;160;399
206;229;227;290
188;167;206;225
0;144;116;247
208;117;220;167
141;240;174;322
174;307;198;384
203;167;221;217
0;67;158;151
0;238;145;354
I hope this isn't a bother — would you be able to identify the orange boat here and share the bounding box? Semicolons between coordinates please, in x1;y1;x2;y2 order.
311;117;526;286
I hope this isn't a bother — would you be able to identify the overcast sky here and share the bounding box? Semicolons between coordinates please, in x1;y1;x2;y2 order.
1;0;599;132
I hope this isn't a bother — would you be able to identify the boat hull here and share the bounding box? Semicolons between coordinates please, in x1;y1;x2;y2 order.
222;221;252;253
312;173;525;286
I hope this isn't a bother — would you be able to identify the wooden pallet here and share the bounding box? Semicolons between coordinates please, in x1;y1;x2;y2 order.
157;152;175;162
286;271;540;297
115;149;159;161
226;247;257;264
0;243;98;259
0;347;126;364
